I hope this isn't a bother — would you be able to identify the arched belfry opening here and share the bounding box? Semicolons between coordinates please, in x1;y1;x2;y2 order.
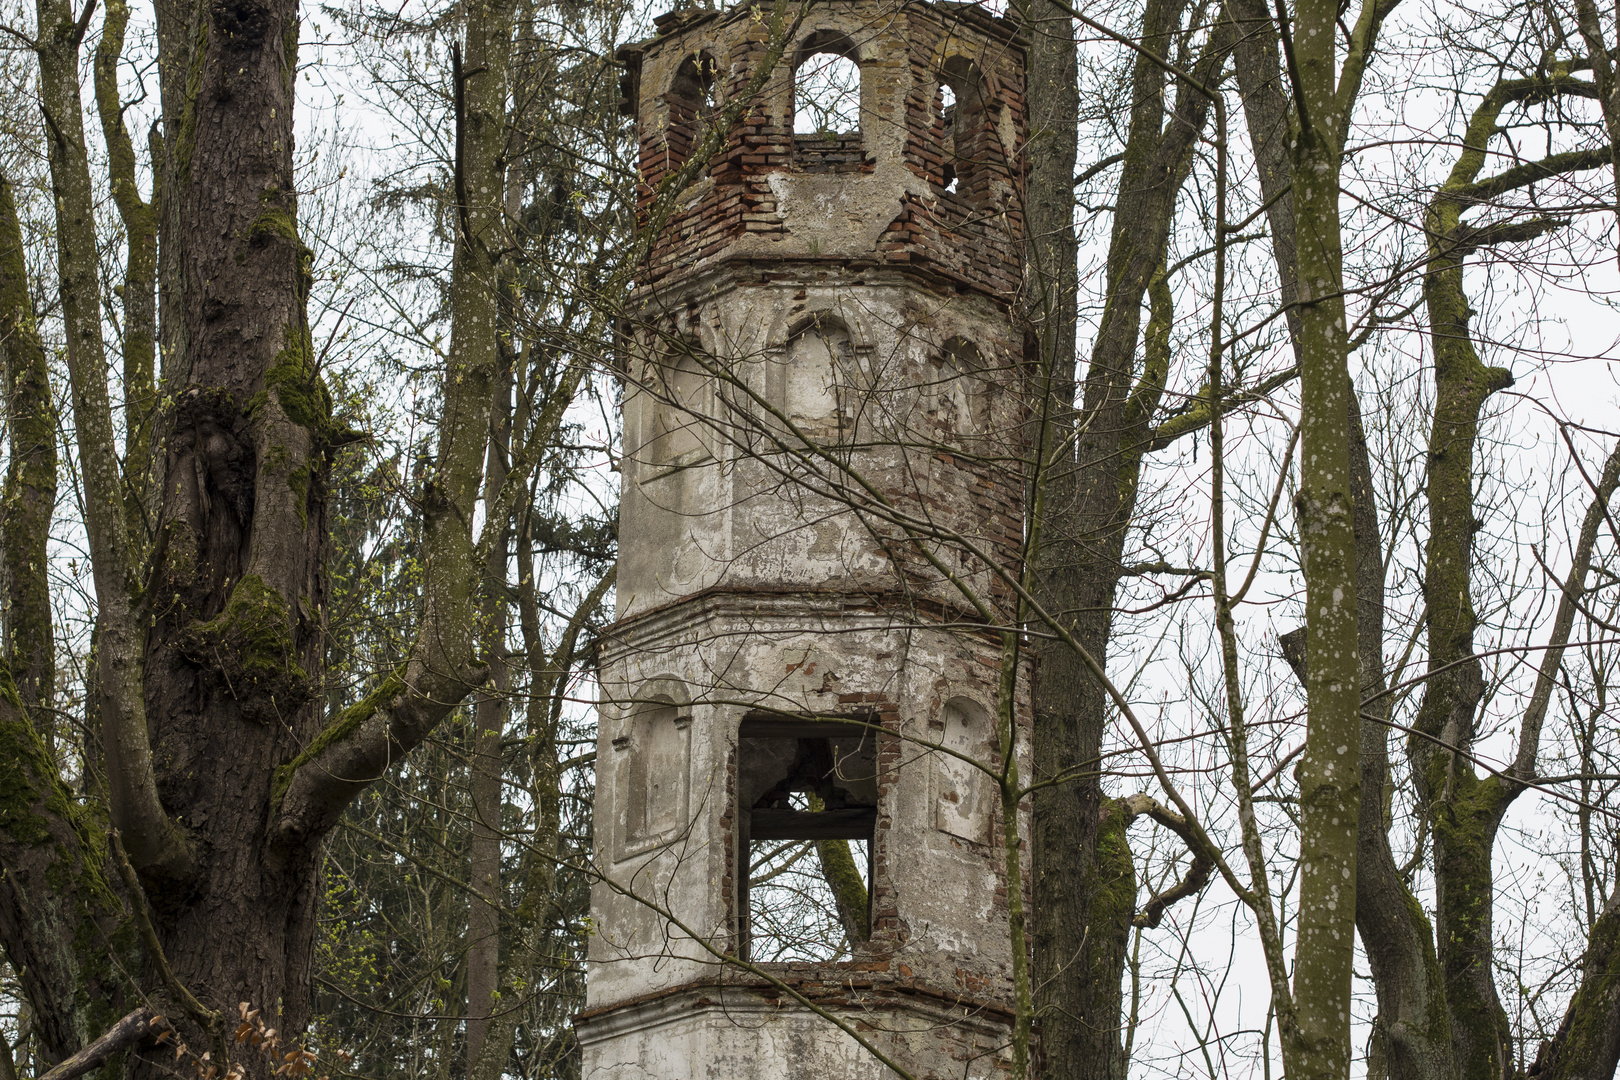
589;3;1030;1076
662;51;719;172
936;54;998;204
792;30;863;171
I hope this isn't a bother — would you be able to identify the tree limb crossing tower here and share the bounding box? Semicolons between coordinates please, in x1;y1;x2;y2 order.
579;2;1031;1075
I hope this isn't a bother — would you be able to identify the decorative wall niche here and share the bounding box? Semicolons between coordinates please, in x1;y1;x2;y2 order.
933;335;987;439
640;348;714;476
615;694;693;859
932;697;992;843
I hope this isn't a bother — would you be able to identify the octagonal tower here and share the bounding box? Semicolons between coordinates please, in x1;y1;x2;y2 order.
578;3;1031;1076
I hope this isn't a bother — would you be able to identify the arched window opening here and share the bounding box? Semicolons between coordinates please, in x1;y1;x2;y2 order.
935;56;995;204
644;350;712;471
663;52;719;174
937;82;959;193
792;32;862;172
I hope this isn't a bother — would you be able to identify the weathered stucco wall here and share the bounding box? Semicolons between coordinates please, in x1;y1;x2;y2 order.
617;269;1025;621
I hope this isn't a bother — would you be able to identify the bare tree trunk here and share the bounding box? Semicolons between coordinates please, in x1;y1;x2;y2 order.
466;364;512;1068
0;170;58;750
1021;0;1225;1069
1280;0;1380;1068
1013;0;1086;1069
94;0;161;539
0;169;131;1070
1226;4;1453;1075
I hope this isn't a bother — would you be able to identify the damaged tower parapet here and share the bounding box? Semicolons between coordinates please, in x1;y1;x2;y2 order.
579;1;1031;1076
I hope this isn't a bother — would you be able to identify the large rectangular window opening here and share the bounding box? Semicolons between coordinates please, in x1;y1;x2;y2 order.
736;716;878;963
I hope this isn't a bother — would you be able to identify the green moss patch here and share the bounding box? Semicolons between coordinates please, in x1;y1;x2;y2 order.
255;325;333;434
180;574;312;721
272;671;405;809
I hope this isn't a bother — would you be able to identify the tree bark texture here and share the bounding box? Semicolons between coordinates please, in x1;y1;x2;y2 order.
0;170;58;745
1283;0;1367;1070
1411;112;1517;1080
127;0;334;1051
0;709;134;1070
1413;173;1620;1073
1025;0;1226;1071
1015;0;1087;1069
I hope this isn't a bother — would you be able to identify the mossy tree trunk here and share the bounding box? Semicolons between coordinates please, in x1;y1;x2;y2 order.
0;172;126;1073
128;0;335;1054
1226;2;1454;1075
1275;0;1399;1069
1405;73;1620;1080
1411;187;1513;1077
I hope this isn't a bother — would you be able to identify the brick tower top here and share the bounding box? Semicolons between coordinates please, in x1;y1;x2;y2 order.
618;0;1026;302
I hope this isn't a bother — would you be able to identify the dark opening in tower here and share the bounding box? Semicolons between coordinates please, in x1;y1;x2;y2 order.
735;715;878;962
935;55;997;206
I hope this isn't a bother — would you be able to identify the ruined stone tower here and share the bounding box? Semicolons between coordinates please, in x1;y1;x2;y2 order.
577;2;1030;1075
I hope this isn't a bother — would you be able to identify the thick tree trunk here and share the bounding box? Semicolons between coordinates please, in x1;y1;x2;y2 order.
127;0;332;1053
7;0;518;1067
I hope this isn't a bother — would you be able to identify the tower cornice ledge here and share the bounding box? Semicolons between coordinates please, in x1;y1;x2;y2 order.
598;585;1018;659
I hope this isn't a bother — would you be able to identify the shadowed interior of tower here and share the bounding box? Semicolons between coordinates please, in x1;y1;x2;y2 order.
735;716;878;962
